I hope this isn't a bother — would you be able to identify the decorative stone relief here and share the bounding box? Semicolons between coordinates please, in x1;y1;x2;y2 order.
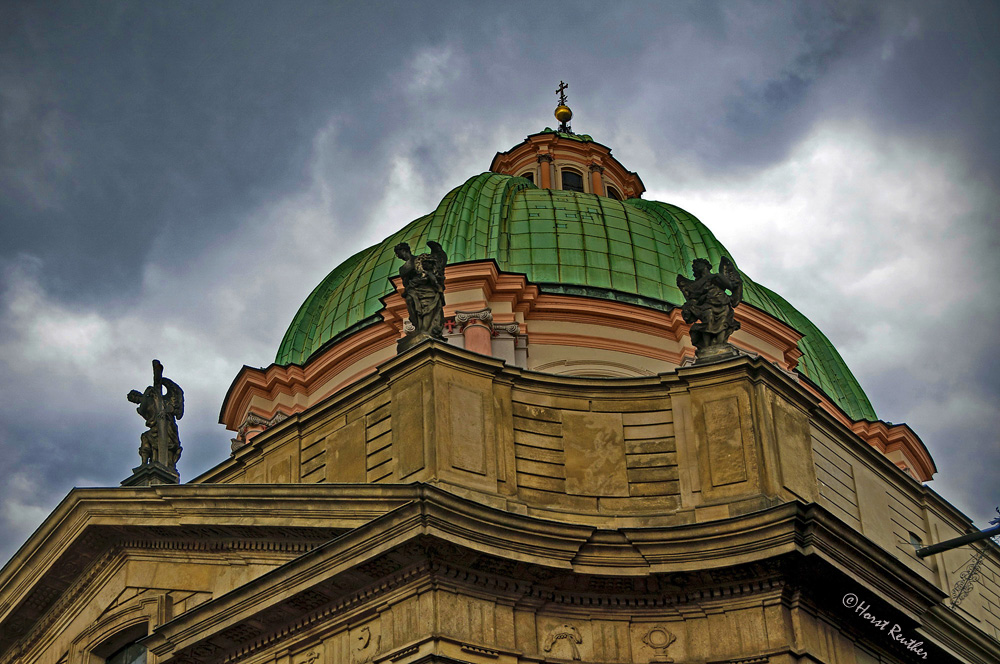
562;411;628;497
353;625;381;664
296;651;321;664
640;626;676;663
543;623;583;661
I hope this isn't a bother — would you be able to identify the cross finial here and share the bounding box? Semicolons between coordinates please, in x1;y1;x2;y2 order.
554;81;573;133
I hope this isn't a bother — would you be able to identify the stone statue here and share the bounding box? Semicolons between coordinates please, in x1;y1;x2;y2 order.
394;240;447;351
676;256;743;362
127;359;184;472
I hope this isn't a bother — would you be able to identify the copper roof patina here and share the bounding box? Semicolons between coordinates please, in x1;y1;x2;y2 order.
276;172;876;421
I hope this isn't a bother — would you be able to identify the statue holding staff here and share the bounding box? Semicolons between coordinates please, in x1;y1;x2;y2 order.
127;359;184;471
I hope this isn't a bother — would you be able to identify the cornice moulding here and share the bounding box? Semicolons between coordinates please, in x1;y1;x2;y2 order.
140;498;955;664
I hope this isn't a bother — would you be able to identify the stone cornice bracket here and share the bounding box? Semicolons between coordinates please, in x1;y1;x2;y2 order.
771;361;800;383
233;411;290;451
238;411;289;437
402;319;416;333
496;323;521;335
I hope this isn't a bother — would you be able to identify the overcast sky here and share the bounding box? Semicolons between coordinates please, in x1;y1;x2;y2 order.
2;1;998;566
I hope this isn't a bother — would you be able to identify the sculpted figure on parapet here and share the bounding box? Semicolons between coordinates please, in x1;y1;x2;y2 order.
676;256;743;362
394;240;447;347
127;359;184;471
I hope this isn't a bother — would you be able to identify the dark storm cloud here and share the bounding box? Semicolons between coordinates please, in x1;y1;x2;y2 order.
865;1;1000;180
0;1;822;291
0;1;905;301
1;2;455;299
1;0;998;565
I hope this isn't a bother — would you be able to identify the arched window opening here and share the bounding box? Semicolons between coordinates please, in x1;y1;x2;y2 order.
606;185;622;201
561;169;584;192
106;642;146;664
519;171;534;183
91;623;149;664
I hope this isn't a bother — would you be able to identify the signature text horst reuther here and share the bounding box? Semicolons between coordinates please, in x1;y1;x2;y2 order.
842;593;928;659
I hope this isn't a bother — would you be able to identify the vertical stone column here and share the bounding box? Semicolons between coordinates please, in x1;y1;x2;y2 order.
538;154;553;189
589;164;605;196
514;333;528;368
463;321;492;355
492;323;521;366
456;309;494;356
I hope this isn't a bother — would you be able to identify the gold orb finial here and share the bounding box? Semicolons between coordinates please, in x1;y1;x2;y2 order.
554;81;573;133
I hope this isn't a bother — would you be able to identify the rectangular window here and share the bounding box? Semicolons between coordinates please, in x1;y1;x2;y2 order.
561;170;584;192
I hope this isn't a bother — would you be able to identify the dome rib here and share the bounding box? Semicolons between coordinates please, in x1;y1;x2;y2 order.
275;247;371;366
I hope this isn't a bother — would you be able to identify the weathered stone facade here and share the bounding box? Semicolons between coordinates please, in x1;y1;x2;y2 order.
2;343;997;664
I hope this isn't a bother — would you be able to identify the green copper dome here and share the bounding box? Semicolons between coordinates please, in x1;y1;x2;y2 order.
277;172;876;421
